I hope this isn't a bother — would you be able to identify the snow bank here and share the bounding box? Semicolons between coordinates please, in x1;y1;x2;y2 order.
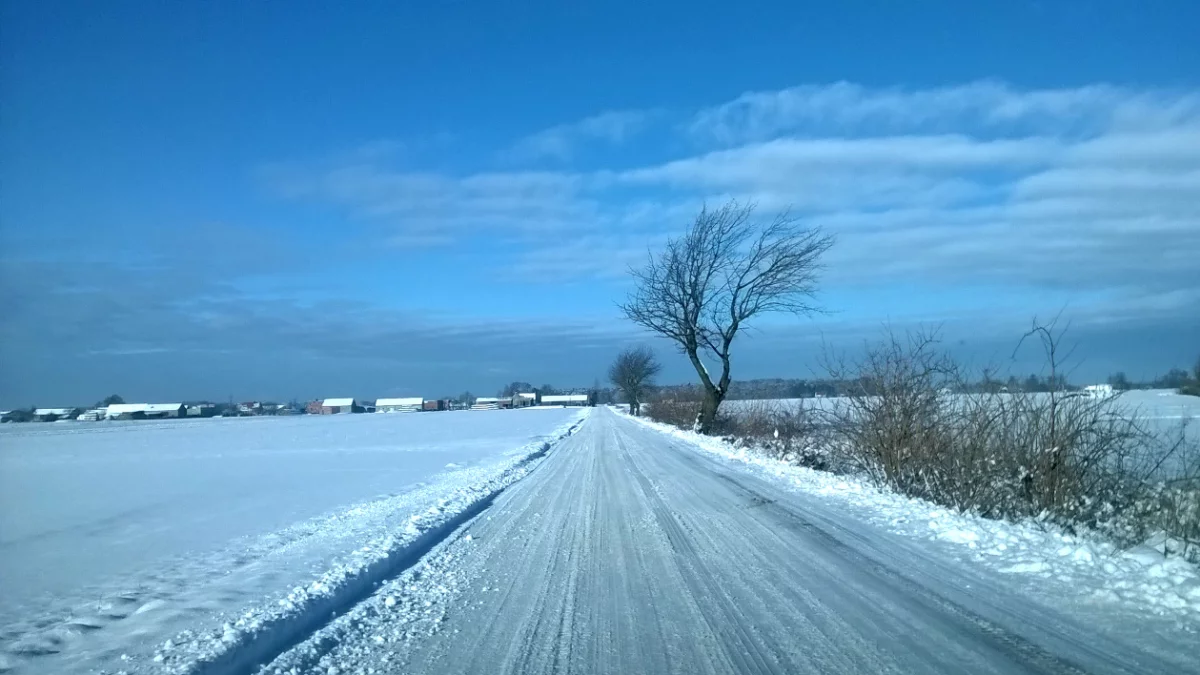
626;412;1200;626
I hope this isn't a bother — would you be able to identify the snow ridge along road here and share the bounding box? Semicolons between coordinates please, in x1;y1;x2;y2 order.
260;406;1198;675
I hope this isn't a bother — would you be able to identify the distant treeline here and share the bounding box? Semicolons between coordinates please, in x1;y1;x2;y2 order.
1107;366;1198;393
648;360;1200;401
649;376;1070;401
490;381;618;404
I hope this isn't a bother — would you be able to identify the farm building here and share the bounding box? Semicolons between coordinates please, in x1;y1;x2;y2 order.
143;403;185;418
375;397;424;413
1;410;30;423
540;394;592;407
238;402;262;415
422;400;447;412
33;408;76;422
321;398;364;414
471;397;505;410
514;393;537;408
105;403;145;420
103;403;185;419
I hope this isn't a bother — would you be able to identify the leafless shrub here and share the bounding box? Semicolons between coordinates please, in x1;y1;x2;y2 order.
728;400;827;469
645;391;706;431
1104;422;1200;562
820;321;1200;561
819;327;961;494
648;394;827;468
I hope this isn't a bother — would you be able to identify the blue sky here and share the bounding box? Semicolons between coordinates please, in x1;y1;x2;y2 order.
2;0;1198;407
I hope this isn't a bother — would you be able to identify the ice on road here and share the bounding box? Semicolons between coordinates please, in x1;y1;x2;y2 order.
266;407;1198;675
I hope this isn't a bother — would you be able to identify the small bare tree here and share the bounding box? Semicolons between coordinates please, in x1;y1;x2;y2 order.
620;201;833;433
608;346;661;416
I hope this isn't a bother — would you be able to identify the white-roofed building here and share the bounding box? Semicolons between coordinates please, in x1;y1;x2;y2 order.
320;398;364;414
142;403;185;418
471;396;502;411
104;403;185;419
375;397;424;413
105;403;146;419
34;408;76;422
1083;384;1115;399
514;392;537;408
540;394;592;407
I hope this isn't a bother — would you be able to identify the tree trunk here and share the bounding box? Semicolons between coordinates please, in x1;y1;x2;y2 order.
697;385;726;434
683;345;728;435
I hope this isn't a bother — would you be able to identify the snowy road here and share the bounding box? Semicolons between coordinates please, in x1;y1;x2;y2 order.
264;407;1197;675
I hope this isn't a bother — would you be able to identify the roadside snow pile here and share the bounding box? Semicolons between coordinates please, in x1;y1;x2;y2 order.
253;524;478;675
629;413;1200;625
142;411;586;675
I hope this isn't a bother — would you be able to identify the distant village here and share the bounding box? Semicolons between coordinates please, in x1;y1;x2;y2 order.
0;391;595;424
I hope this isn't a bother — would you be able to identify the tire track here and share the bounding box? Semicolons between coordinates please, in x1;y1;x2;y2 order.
617;430;783;675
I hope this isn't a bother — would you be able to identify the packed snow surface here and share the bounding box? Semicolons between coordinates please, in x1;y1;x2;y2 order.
0;408;584;674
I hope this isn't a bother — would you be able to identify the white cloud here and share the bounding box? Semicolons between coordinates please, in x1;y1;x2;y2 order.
600;84;1200;298
687;81;1200;145
1063;126;1200;166
1013;167;1200;198
509;230;676;280
264;81;1200;311
267;164;596;240
619;135;1059;189
509;110;654;161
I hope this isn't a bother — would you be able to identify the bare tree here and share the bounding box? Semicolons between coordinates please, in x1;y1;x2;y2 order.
608;346;661;416
620;201;833;433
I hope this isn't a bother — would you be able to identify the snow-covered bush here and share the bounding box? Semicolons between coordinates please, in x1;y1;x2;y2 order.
647;396;828;469
723;399;829;469
820;327;1200;563
1099;424;1200;563
645;397;705;430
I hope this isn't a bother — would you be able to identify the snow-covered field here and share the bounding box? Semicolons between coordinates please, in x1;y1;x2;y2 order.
724;388;1199;422
0;409;587;674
